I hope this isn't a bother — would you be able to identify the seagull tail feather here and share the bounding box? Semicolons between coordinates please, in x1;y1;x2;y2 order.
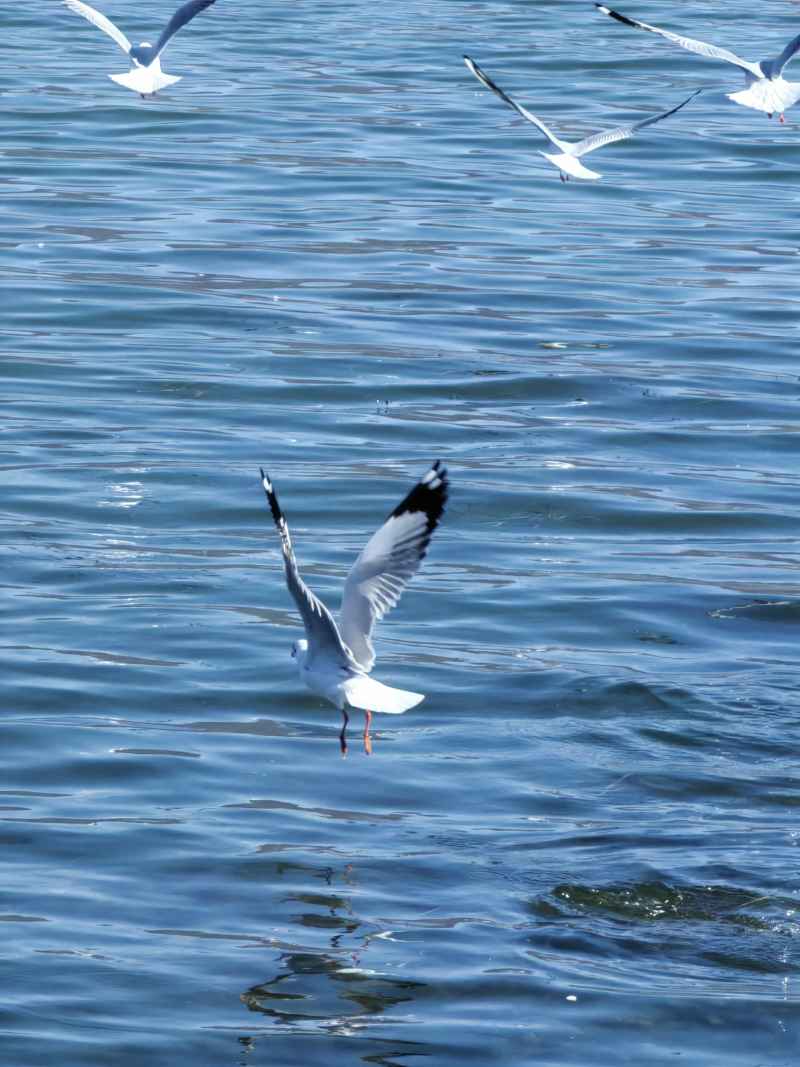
109;68;182;94
344;675;425;715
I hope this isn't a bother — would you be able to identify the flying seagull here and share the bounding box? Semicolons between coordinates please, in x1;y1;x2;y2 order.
61;0;217;97
464;55;699;180
260;462;448;754
596;4;800;121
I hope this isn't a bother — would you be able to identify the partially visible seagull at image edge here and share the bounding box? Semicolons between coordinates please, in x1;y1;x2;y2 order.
596;4;800;121
61;0;217;97
464;55;699;181
260;462;449;755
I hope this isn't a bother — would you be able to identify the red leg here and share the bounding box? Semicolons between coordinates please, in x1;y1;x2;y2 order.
363;710;372;756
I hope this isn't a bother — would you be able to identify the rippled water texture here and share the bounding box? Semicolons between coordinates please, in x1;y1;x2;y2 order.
2;0;800;1063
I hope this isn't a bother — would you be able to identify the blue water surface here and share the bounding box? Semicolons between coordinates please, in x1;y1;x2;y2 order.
2;0;800;1063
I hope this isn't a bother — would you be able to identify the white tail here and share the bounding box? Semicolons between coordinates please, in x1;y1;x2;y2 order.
109;64;182;96
344;674;424;715
542;152;602;181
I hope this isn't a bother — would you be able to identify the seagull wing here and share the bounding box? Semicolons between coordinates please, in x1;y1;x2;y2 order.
464;56;568;150
595;5;760;76
152;0;217;58
62;0;131;54
573;89;701;157
760;32;800;78
260;470;358;672
339;461;448;674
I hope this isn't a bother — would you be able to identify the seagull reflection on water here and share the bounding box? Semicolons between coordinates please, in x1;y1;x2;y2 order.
240;948;425;1035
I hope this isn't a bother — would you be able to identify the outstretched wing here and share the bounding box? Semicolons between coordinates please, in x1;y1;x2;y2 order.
62;0;131;54
464;55;567;150
595;5;760;76
339;461;448;674
760;33;800;78
260;470;358;672
574;88;701;157
153;0;217;58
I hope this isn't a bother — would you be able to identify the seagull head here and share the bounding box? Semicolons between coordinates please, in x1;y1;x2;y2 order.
129;41;156;67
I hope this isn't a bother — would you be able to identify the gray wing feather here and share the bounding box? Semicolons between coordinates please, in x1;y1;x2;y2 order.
464;56;567;150
153;0;216;57
62;0;132;54
260;470;358;672
760;33;800;78
340;462;448;673
595;5;760;76
574;89;701;157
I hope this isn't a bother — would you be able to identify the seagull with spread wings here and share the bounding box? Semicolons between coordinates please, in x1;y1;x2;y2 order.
464;55;699;180
596;4;800;121
61;0;217;97
260;463;448;754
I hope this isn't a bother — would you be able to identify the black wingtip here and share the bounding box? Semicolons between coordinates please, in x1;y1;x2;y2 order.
258;467;285;529
390;461;449;531
596;5;639;28
431;460;448;492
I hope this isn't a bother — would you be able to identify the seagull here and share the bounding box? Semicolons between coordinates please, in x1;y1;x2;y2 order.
61;0;217;97
260;462;448;754
464;55;699;180
596;4;800;122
